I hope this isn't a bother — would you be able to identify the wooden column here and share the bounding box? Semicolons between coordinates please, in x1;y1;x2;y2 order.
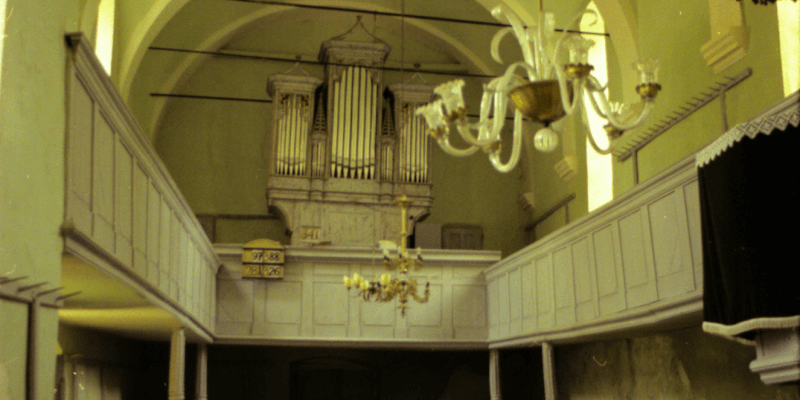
196;343;208;400
542;342;557;400
169;328;185;400
489;349;501;400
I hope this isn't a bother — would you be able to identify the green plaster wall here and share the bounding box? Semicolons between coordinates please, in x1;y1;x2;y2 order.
614;0;783;193
524;0;785;240
0;0;81;398
556;326;800;400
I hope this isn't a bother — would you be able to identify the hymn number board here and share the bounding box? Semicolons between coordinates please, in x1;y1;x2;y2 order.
242;238;285;279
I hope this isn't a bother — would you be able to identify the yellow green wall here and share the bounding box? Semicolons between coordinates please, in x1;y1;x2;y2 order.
0;1;82;398
526;0;784;240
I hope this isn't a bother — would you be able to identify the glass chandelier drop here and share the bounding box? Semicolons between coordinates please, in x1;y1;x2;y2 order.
343;195;429;317
415;1;661;172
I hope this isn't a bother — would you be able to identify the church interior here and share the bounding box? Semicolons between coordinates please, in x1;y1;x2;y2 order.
1;0;799;399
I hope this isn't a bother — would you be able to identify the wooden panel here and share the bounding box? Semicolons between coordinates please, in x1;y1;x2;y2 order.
265;281;303;324
315;263;350;277
313;282;349;326
159;202;172;294
92;109;115;252
408;284;442;328
67;78;93;233
553;246;576;326
619;210;657;308
169;212;181;300
650;189;697;298
453;284;487;328
571;238;597;322
132;164;148;250
684;181;703;289
217;279;253;324
496;273;510;335
535;256;555;328
146;183;160;263
360;300;396;328
178;229;189;303
593;226;625;315
187;244;198;315
508;267;522;334
521;262;537;331
487;278;499;336
114;139;133;266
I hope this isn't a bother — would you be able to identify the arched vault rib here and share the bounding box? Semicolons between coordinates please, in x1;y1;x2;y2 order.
118;0;498;105
141;2;497;142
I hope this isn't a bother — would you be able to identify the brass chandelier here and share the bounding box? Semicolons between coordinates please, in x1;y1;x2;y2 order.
416;0;662;172
343;195;429;317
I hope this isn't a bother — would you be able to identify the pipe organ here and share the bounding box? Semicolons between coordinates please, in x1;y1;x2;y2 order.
329;66;379;180
265;18;434;246
267;67;322;177
390;77;434;184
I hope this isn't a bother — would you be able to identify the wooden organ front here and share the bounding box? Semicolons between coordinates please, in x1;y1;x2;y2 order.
265;18;434;246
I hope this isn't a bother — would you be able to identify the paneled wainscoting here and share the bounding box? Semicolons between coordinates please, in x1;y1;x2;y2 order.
63;35;219;339
487;155;702;346
215;246;500;348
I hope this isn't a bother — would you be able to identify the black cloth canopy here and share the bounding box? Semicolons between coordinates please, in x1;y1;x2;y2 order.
697;104;800;341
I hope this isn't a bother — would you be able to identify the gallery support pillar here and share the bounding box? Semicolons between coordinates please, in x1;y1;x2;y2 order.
169;328;185;400
196;343;208;400
542;342;557;400
489;349;501;400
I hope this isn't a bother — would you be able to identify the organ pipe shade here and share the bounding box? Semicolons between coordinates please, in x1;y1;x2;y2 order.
330;66;379;179
398;102;429;183
389;76;435;184
275;93;310;176
266;65;322;178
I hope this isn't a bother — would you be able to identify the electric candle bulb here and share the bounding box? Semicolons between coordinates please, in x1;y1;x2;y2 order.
380;273;391;287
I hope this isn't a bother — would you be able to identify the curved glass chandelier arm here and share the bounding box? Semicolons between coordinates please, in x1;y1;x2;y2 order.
453;61;533;148
581;107;614;155
490;27;514;64
586;87;656;131
488;109;524;173
585;85;609;119
491;5;536;80
435;136;481;157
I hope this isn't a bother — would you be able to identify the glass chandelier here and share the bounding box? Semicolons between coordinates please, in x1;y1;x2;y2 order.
343;195;429;317
416;1;661;172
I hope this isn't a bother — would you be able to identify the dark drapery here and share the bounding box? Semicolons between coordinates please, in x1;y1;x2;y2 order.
699;118;800;340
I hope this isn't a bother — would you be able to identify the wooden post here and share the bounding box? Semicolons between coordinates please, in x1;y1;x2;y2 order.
196;344;208;400
169;328;185;400
489;349;502;400
542;342;557;400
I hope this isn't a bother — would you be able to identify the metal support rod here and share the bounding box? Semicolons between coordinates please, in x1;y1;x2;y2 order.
151;93;272;103
228;0;610;36
524;193;577;232
719;87;728;132
632;150;639;185
614;68;752;162
148;46;497;79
